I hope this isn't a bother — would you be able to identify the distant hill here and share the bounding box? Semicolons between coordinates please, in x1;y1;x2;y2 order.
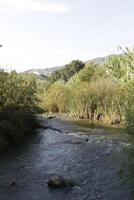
23;56;108;76
85;56;107;65
24;66;63;76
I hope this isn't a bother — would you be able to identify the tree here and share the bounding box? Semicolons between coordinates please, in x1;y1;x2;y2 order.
78;62;106;82
105;48;134;83
48;60;85;83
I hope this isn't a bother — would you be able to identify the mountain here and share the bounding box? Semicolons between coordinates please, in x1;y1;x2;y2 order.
23;56;108;76
85;56;107;65
24;66;63;76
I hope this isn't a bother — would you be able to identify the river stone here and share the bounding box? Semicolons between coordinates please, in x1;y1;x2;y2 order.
48;175;75;188
47;116;56;119
10;182;17;186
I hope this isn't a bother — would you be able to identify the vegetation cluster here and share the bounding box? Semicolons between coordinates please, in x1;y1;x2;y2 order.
0;71;40;150
38;48;134;134
1;47;134;151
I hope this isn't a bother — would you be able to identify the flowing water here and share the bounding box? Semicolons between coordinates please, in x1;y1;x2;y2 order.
0;117;133;200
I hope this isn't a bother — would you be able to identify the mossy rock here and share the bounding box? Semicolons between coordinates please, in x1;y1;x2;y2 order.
48;175;75;188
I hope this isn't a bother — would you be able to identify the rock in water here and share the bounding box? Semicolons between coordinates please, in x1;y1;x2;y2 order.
10;182;17;186
48;175;75;188
47;116;56;119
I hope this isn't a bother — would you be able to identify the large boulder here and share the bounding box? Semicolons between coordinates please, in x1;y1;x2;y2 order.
48;175;75;188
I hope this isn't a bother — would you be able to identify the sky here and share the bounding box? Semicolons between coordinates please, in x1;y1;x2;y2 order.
0;0;134;71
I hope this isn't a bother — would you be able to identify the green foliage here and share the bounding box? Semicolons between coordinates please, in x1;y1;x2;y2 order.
105;48;134;82
0;71;40;150
0;71;38;111
67;77;121;123
0;105;39;144
38;47;134;128
125;80;134;107
125;80;134;134
48;60;85;83
39;81;68;113
77;62;107;82
105;55;125;80
125;106;134;135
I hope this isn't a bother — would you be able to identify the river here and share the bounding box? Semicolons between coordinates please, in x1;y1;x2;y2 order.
0;117;133;200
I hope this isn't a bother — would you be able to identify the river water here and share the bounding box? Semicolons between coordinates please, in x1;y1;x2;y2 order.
0;117;133;200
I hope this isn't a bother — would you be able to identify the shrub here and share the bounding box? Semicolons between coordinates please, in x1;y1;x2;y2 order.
0;105;40;144
125;106;134;135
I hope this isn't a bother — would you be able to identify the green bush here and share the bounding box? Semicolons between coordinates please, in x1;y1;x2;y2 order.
0;105;40;145
0;71;40;150
125;106;134;135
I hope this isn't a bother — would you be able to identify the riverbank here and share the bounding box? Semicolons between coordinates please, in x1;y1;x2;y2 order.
42;112;125;130
0;111;125;153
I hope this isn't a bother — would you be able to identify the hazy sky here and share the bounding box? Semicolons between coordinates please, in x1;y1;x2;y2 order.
0;0;134;71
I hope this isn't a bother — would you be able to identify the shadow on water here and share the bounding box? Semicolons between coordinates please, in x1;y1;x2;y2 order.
0;129;41;155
